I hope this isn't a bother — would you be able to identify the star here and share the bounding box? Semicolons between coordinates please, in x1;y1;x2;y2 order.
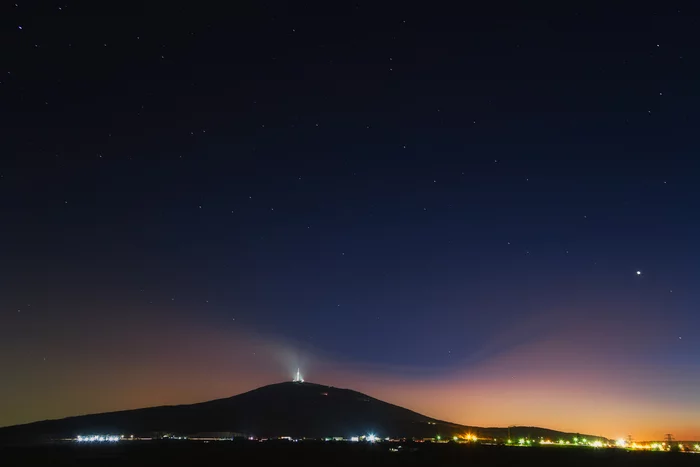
636;270;642;276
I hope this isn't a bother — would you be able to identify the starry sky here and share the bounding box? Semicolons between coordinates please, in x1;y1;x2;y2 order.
2;2;699;441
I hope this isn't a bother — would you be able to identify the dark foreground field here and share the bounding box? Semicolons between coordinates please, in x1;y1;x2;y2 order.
1;441;696;467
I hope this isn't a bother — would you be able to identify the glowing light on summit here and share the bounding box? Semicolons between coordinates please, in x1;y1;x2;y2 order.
293;368;304;383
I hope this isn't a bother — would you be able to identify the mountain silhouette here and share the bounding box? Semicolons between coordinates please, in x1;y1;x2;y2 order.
0;381;605;444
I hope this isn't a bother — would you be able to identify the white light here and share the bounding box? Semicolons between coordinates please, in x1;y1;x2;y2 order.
616;438;627;447
636;270;642;275
367;433;377;443
350;437;359;442
76;434;121;443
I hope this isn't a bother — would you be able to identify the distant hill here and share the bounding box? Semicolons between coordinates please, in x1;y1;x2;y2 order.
0;381;606;444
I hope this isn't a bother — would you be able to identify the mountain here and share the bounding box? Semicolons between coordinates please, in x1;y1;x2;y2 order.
0;381;605;444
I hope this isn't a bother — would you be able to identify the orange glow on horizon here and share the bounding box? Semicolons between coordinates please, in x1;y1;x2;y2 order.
1;313;698;442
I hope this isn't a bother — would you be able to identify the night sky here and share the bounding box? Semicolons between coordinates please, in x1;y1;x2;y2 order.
2;2;699;441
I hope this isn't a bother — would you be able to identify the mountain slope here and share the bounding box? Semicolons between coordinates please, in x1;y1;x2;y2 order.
0;381;605;443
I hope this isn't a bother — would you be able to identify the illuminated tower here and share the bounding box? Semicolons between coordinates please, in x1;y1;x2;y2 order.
293;368;304;383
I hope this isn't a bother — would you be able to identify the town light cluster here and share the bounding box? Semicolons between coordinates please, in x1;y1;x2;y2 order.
76;435;121;443
66;431;699;454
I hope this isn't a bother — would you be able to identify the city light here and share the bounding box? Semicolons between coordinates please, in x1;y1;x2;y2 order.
64;431;700;455
76;435;121;443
